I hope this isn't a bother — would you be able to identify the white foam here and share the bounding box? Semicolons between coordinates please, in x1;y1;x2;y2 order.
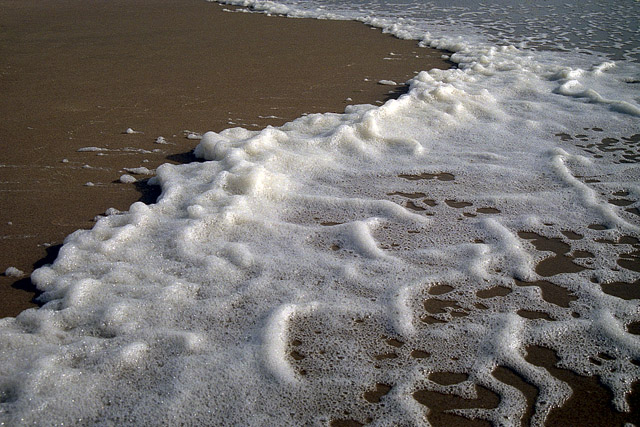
119;174;137;184
1;0;639;425
123;167;154;175
4;267;24;278
77;146;106;152
155;136;170;144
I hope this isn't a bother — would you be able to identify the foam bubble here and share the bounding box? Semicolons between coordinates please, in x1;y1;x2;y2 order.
4;267;24;278
123;167;153;175
119;174;137;184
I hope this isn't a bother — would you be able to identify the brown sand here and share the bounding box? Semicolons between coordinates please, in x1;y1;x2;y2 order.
0;0;450;317
3;1;635;425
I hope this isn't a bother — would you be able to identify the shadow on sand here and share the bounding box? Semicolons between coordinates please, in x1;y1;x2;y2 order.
8;244;62;309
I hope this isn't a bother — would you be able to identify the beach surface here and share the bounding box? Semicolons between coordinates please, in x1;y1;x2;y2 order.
0;0;449;317
2;1;637;425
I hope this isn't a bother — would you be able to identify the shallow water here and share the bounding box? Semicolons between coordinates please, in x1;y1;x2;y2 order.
252;0;640;62
1;0;639;425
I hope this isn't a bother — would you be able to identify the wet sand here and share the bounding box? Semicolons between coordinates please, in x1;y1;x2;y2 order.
1;0;637;425
0;0;449;316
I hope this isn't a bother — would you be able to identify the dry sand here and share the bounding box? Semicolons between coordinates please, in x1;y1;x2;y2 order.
0;0;449;316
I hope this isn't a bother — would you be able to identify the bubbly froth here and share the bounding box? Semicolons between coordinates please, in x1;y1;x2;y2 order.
1;0;639;425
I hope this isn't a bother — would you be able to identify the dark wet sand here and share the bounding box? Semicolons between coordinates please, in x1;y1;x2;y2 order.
1;0;637;425
0;0;449;316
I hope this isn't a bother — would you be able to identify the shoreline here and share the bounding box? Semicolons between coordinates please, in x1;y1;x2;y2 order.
0;1;637;425
0;0;450;317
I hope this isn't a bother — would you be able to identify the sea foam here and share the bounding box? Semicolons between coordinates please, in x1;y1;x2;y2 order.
1;0;639;425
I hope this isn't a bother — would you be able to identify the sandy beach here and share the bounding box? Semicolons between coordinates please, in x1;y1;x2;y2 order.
0;0;449;317
1;0;638;425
